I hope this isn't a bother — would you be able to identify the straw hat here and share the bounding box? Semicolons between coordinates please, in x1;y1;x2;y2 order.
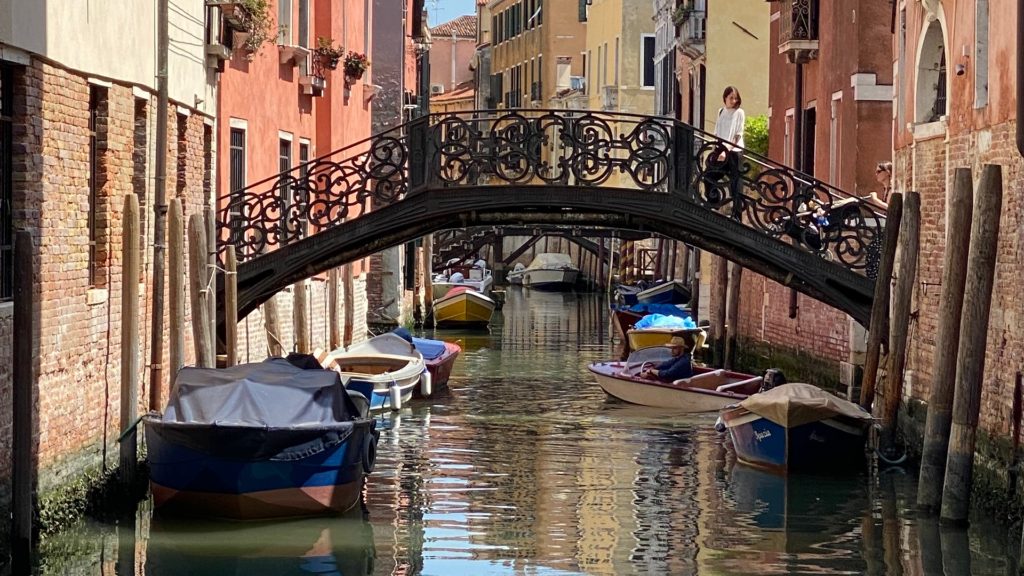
668;336;687;348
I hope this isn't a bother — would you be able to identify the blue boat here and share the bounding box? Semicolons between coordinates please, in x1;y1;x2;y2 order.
636;279;692;305
720;383;873;472
145;358;378;519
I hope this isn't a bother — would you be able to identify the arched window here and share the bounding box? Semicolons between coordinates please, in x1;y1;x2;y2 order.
916;20;947;123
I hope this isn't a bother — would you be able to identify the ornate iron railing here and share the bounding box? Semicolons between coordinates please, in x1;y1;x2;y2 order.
779;0;819;44
218;109;885;275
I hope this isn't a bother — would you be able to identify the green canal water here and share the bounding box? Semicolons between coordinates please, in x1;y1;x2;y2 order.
38;289;1022;575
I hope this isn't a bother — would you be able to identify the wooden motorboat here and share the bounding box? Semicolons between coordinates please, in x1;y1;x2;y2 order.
637;279;692;305
588;347;763;412
720;383;874;472
521;253;579;291
145;358;378;519
432;260;494;298
432;286;495;328
627;326;705;353
328;333;426;411
611;304;694;348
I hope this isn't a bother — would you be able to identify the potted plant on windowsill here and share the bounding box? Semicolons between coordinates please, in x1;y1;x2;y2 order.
672;1;695;26
235;0;275;60
343;51;370;84
314;36;345;70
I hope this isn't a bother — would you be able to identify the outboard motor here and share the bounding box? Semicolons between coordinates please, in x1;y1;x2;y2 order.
759;369;787;393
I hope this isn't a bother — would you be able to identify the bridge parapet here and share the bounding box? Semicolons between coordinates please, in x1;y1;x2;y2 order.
218;109;885;277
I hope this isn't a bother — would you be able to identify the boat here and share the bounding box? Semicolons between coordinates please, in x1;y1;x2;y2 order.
614;284;642;305
432;286;496;328
432;259;494;299
627;326;704;353
328;333;427;411
588;346;764;412
507;262;526;285
391;328;461;395
145;358;378;520
521;253;579;291
611;303;694;345
637;279;692;305
720;383;874;472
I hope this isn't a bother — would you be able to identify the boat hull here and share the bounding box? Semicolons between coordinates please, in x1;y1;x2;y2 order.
414;342;460;397
147;420;376;520
723;410;869;473
588;362;760;412
432;275;493;299
627;327;696;351
637;280;692;305
357;376;418;411
433;290;495;327
522;268;578;291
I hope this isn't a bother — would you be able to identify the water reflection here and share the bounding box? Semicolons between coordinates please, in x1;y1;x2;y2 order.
35;290;1021;575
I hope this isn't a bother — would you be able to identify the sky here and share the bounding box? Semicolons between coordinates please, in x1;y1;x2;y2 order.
424;0;478;27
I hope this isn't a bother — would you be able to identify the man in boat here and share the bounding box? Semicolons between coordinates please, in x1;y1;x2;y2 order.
641;336;694;382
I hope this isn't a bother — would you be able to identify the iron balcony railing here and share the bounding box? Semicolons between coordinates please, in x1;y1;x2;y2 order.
779;0;819;45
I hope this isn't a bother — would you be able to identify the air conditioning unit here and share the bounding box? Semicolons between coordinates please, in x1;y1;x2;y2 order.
430;83;445;95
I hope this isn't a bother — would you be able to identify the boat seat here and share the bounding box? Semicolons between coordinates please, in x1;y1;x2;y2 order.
716;376;763;393
673;369;724;387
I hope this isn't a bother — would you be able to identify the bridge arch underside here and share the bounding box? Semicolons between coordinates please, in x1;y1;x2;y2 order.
224;187;875;331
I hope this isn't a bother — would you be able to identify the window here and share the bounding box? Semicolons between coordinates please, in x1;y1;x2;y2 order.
974;0;988;108
278;0;292;44
802;107;816;176
784;110;794;166
298;0;309;48
586;50;591;94
641;35;655;88
88;87;110;288
614;37;619;85
916;20;947;123
298;140;310;237
897;8;906;127
578;0;587;22
278;137;292;241
228;127;246;246
829;95;840;186
176;113;188;196
0;65;13;300
538;0;542;25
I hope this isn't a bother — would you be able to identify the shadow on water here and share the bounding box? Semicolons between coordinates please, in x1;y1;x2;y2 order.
33;291;1024;575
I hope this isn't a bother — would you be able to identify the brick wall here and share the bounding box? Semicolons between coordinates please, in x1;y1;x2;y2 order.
0;59;213;514
897;121;1024;439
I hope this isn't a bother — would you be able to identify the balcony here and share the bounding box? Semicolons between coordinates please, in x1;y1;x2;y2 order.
601;86;618;112
678;10;706;58
778;0;819;63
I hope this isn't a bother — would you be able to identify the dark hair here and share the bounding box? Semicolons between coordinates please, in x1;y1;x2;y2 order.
722;86;742;107
875;161;893;174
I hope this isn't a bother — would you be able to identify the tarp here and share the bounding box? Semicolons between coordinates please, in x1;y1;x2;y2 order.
621;303;693;318
165;359;357;428
633;313;697;329
527;252;577;270
738;383;873;428
391;327;449;360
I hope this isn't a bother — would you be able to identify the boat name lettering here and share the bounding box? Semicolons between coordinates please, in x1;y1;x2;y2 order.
754;429;772;441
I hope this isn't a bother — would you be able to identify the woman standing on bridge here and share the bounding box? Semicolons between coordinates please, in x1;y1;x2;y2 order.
714;86;746;159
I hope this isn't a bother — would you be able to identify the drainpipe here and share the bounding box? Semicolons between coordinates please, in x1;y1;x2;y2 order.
149;0;170;409
1017;0;1024;156
451;31;458;91
789;61;804;319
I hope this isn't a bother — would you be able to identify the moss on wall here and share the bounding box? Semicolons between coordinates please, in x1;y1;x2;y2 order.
730;337;841;391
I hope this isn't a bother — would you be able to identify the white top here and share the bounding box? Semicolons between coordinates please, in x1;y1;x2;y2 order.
714;107;746;149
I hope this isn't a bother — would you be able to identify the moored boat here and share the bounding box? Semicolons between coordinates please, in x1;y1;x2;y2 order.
432;286;496;328
720;383;874;472
611;303;695;349
145;358;378;520
432;259;494;299
627;326;704;352
391;328;461;396
637;279;692;305
521;253;579;291
507;262;526;285
588;346;764;412
328;333;426;411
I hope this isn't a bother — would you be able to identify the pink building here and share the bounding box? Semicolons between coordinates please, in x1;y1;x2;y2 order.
429;15;478;93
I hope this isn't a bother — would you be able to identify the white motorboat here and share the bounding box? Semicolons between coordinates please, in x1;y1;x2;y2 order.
327;333;427;411
521;253;579;291
432;259;494;299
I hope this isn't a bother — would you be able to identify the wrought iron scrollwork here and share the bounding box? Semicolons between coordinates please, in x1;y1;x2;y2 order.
218;108;884;275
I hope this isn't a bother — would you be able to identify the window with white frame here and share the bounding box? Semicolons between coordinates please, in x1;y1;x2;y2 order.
278;0;292;45
829;95;841;187
915;20;947;123
641;35;655;88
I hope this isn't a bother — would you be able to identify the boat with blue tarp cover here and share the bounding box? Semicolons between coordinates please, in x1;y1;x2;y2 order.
145;357;378;520
611;303;694;348
391;328;461;396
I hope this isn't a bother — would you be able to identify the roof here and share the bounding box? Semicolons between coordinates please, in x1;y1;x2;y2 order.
432;81;476;103
430;15;477;38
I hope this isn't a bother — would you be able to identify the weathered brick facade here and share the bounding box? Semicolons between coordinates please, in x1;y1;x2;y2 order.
0;60;212;518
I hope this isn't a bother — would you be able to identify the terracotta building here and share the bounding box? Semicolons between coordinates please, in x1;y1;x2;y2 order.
216;0;375;359
0;0;214;522
429;15;477;94
893;0;1024;488
734;0;894;377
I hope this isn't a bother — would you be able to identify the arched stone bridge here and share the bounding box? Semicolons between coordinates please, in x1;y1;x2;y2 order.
218;109;885;328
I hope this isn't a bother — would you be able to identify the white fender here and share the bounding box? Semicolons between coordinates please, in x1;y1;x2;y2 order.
389;382;402;411
420;370;432;397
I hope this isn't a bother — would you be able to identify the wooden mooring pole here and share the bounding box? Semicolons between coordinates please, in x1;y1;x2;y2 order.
167;199;185;385
120;195;141;487
224;250;238;366
293;279;309;353
860;193;904;409
917;169;974;512
423;235;434;327
343;263;355;346
12;230;34;572
725;261;742;370
941;164;1003;523
710;255;728;367
879;191;920;442
328;268;341;350
188;212;214;367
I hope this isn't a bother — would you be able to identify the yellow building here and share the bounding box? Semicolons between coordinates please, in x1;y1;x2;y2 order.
675;0;769;133
488;0;587;108
584;0;656;115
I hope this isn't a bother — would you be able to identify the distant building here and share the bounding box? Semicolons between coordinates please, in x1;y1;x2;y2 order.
584;0;656;115
489;0;587;108
473;0;494;109
429;15;477;94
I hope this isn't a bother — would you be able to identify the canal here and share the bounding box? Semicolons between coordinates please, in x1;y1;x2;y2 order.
40;289;1020;575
